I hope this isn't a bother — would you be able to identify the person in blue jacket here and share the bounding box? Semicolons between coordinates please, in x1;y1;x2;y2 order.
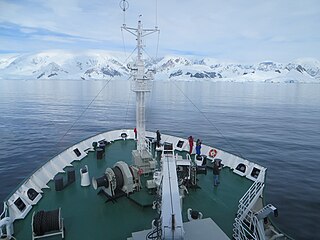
195;139;201;156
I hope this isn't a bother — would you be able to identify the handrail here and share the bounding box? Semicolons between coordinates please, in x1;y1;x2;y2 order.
233;211;264;240
237;179;264;220
0;202;7;219
146;139;152;155
233;179;265;240
233;218;254;240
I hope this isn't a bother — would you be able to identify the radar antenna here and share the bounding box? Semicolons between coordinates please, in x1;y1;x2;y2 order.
119;0;129;25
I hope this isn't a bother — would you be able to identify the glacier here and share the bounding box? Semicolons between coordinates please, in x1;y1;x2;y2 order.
0;50;319;83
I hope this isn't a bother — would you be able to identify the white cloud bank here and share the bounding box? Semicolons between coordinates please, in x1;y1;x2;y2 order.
0;0;320;62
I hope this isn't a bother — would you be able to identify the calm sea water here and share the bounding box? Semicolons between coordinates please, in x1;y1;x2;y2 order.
0;79;319;239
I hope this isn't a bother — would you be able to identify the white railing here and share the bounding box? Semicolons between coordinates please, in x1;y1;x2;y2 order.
0;202;7;220
233;217;255;240
237;180;264;220
0;203;5;218
233;211;263;240
146;139;153;155
233;179;265;240
0;202;10;237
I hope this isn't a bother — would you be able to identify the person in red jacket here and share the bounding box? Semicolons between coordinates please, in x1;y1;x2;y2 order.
134;127;137;140
188;136;194;154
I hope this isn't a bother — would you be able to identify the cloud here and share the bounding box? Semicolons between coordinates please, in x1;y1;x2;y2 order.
31;35;77;44
0;0;320;62
20;27;38;34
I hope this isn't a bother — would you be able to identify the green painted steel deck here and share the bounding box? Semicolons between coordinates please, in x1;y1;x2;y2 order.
13;139;253;239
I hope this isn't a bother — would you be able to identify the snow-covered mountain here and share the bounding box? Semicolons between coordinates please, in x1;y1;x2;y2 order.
0;50;128;80
155;56;320;83
0;50;319;83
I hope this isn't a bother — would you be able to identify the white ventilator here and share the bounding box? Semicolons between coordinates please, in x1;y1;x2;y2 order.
80;165;90;187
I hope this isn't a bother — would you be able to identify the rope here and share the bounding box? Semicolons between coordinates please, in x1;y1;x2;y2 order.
171;81;244;158
55;44;137;149
56;47;137;151
155;30;160;60
121;28;127;58
33;210;44;235
57;78;113;145
155;0;158;28
141;43;159;70
123;75;133;128
121;46;138;66
142;48;154;64
123;6;126;25
146;219;161;239
118;48;138;130
33;209;60;236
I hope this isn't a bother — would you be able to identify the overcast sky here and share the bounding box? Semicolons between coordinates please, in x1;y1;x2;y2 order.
0;0;319;63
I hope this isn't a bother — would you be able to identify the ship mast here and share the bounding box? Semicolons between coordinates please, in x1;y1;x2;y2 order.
121;11;158;153
120;1;159;167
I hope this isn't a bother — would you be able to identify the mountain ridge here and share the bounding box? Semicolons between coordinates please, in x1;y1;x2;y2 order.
0;50;319;83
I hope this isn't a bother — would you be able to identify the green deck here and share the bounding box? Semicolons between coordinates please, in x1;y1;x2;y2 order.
13;139;252;239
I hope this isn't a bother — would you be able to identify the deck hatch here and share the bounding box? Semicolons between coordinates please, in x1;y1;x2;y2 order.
73;148;81;157
251;167;260;178
176;140;184;148
14;197;26;212
27;188;39;201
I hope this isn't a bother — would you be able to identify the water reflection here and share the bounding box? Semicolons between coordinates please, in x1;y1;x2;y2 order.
0;79;319;238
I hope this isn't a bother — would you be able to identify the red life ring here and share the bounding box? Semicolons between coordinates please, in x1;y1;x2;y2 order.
209;149;217;158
